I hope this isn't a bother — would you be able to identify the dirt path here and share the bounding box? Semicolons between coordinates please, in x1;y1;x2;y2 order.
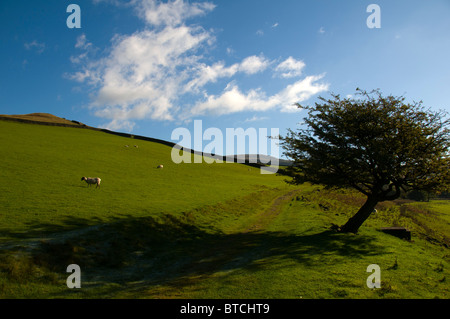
144;188;304;297
243;188;302;233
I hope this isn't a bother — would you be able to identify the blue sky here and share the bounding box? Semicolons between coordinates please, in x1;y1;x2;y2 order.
1;0;449;156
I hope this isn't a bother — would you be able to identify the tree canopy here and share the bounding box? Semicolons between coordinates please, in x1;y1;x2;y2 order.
281;89;450;233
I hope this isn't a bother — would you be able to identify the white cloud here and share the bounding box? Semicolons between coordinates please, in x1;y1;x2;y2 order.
24;40;45;54
239;55;270;74
137;0;215;27
276;74;329;112
75;34;92;50
66;69;92;83
184;61;238;93
275;57;305;78
226;47;235;56
190;83;278;116
183;55;270;94
92;0;126;4
245;115;269;122
70;34;93;64
318;27;325;34
191;75;329;116
84;25;211;125
100;118;136;132
67;0;328;131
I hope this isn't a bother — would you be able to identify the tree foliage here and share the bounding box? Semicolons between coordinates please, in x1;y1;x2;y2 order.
281;89;450;233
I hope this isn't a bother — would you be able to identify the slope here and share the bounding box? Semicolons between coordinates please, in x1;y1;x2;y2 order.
0;119;290;240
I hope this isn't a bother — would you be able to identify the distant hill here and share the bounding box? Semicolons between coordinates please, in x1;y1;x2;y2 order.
0;112;292;166
0;112;90;127
235;154;293;167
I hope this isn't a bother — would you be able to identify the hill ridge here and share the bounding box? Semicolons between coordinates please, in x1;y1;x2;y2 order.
0;113;292;166
0;112;90;127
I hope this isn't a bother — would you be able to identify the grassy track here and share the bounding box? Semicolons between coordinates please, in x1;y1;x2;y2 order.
0;119;449;299
132;188;449;299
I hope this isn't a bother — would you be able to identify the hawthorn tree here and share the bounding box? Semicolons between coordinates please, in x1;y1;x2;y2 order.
281;89;450;233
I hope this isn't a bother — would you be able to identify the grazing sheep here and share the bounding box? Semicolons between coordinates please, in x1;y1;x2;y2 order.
134;145;139;148
81;177;101;188
157;164;164;169
124;145;129;148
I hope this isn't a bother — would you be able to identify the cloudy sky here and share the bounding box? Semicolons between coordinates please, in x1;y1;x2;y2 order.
1;0;449;155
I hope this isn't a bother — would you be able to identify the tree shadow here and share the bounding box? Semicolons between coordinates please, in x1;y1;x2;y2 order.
0;215;106;242
2;214;387;297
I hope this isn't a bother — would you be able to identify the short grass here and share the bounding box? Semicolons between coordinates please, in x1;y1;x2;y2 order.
1;120;449;299
138;188;449;299
0;113;83;126
0;120;287;239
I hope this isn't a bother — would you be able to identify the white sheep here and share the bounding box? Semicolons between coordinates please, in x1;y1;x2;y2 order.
81;177;101;188
157;164;164;169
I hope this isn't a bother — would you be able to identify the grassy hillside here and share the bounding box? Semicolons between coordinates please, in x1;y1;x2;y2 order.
0;119;449;299
0;120;288;238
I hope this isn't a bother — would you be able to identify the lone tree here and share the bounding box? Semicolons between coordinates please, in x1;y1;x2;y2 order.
281;89;450;233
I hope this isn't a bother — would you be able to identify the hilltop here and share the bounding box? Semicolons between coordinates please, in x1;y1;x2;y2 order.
0;112;90;127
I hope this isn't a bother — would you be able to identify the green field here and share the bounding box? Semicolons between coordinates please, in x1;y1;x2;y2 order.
0;119;449;299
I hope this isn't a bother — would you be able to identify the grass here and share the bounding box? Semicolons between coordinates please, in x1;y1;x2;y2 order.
0;120;287;239
0;119;449;299
141;189;449;299
0;113;84;126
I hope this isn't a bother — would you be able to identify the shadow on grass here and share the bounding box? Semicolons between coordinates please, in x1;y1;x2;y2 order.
3;214;387;298
0;215;106;241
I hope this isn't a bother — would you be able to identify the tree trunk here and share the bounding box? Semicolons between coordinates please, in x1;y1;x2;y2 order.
340;196;379;233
